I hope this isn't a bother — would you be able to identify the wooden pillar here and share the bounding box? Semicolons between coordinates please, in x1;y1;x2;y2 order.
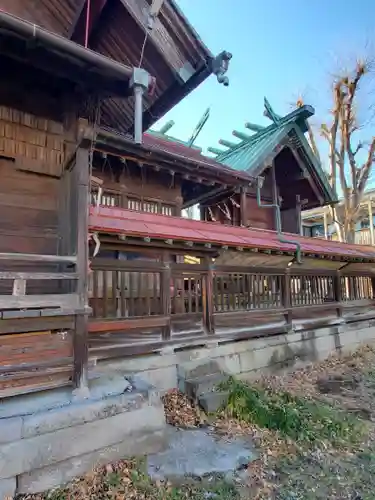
174;196;183;217
334;271;342;317
282;268;292;329
296;194;302;235
270;162;279;231
240;186;247;226
323;211;328;240
73;145;90;393
368;198;374;245
203;256;214;334
371;277;375;299
160;252;172;340
199;205;206;222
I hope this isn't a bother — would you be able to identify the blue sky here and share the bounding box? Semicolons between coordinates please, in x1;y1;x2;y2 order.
153;0;375;160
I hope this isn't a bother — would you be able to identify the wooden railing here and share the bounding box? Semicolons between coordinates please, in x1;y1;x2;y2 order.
0;252;80;316
88;259;375;359
0;252;81;398
90;187;176;216
213;271;283;311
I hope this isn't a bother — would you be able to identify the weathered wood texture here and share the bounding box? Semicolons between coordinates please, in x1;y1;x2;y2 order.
0;86;76;260
91;161;182;215
0;69;81;398
0;330;73;398
0;158;59;256
72;146;90;390
88;254;375;360
0;106;66;177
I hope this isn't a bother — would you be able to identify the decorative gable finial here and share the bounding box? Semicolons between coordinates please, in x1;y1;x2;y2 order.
212;51;232;87
263;97;281;124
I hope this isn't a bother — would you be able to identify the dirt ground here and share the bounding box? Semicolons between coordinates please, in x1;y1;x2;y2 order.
17;345;375;500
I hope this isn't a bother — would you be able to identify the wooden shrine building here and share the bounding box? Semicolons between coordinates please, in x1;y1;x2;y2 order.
88;111;375;368
0;1;374;403
0;2;232;398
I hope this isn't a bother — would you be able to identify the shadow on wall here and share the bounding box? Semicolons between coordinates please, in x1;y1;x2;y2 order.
268;330;320;371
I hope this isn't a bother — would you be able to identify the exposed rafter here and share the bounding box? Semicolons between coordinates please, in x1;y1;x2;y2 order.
119;0;189;80
68;0;108;47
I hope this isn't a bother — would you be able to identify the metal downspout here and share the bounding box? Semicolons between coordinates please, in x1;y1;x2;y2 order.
256;176;302;264
0;10;134;81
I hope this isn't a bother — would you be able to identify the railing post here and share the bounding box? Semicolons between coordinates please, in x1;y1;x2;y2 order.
72;138;90;396
160;253;171;340
282;268;292;330
334;271;342;317
371;277;375;299
203;258;214;334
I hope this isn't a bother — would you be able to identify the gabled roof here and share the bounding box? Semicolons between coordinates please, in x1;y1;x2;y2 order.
97;127;255;185
1;0;229;133
209;100;337;205
89;206;375;262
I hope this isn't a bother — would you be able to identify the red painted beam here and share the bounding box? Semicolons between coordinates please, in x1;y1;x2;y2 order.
69;0;108;47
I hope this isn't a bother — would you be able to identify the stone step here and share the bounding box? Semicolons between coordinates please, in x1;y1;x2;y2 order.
0;377;167;497
198;390;230;414
177;359;223;382
184;373;230;401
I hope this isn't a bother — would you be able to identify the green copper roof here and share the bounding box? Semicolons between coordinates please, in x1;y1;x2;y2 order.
217;123;291;172
209;98;337;204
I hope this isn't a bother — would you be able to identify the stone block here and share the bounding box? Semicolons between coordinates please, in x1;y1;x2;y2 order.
0;402;166;480
341;320;370;331
221;353;241;374
357;326;375;343
22;392;146;439
239;343;279;372
18;429;167;495
198;391;229;413
99;352;176;374
0;416;22;444
0;477;16;499
184;374;229;400
139;365;178;393
178;359;223;381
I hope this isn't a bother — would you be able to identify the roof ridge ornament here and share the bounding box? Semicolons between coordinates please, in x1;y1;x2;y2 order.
263;97;281;124
212;51;232;87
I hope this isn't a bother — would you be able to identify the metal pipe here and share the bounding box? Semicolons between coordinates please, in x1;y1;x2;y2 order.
0;10;134;82
256;176;302;263
133;85;144;144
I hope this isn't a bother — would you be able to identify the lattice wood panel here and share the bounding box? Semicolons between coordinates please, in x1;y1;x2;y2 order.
0;106;67;177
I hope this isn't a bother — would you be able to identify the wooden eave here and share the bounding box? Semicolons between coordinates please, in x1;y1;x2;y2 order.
0;10;134;98
95;128;254;205
0;0;222;133
89;206;375;263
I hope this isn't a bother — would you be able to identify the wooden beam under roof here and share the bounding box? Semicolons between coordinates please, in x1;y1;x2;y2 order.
68;0;109;46
119;0;190;81
289;147;324;205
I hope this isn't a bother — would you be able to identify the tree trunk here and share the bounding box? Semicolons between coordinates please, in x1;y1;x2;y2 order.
345;222;356;244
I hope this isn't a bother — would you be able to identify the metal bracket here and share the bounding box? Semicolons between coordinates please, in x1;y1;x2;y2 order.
129;67;152;144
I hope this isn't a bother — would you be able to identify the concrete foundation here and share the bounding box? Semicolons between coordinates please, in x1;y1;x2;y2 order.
0;375;167;497
98;316;375;394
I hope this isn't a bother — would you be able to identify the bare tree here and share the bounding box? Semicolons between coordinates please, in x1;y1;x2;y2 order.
298;60;375;243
